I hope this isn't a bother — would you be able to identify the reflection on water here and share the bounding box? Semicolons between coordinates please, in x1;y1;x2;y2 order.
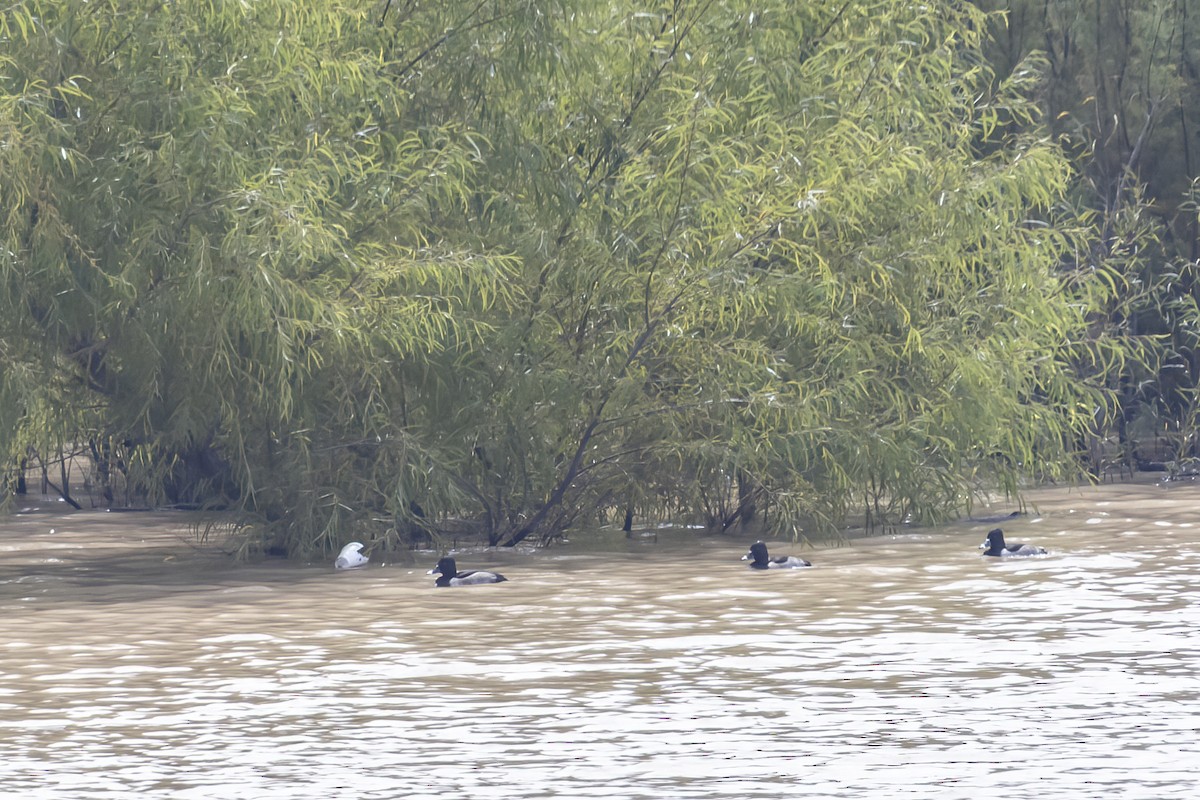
2;480;1200;798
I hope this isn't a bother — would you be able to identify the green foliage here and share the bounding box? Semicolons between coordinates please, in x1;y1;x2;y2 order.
426;0;1123;541
0;0;1132;551
978;0;1200;463
0;0;518;543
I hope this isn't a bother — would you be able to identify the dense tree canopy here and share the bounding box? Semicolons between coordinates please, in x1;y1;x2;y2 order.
0;0;1142;554
978;0;1200;463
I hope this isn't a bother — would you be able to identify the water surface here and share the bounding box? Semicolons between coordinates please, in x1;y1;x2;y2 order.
2;479;1199;798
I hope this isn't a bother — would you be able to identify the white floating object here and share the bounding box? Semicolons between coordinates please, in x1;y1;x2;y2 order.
334;541;369;570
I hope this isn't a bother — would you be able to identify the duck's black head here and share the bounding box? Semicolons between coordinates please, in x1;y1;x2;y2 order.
980;528;1006;554
429;556;457;577
742;541;770;566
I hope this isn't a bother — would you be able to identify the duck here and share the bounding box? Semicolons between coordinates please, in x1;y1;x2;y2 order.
429;556;507;587
742;540;811;569
980;527;1047;557
334;541;369;570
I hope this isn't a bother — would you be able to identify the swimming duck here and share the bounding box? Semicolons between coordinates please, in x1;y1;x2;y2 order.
429;556;507;587
742;540;811;569
334;541;369;570
980;528;1047;557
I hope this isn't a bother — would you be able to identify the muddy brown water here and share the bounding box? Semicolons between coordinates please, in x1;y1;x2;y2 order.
2;479;1199;798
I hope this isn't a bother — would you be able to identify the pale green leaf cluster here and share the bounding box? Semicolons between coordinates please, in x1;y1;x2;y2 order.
423;0;1125;542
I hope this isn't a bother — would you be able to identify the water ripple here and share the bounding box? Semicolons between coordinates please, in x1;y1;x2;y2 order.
3;482;1200;798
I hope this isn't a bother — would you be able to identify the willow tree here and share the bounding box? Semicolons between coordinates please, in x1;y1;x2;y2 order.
1;0;1127;554
978;0;1200;464
0;1;518;551
419;0;1128;542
